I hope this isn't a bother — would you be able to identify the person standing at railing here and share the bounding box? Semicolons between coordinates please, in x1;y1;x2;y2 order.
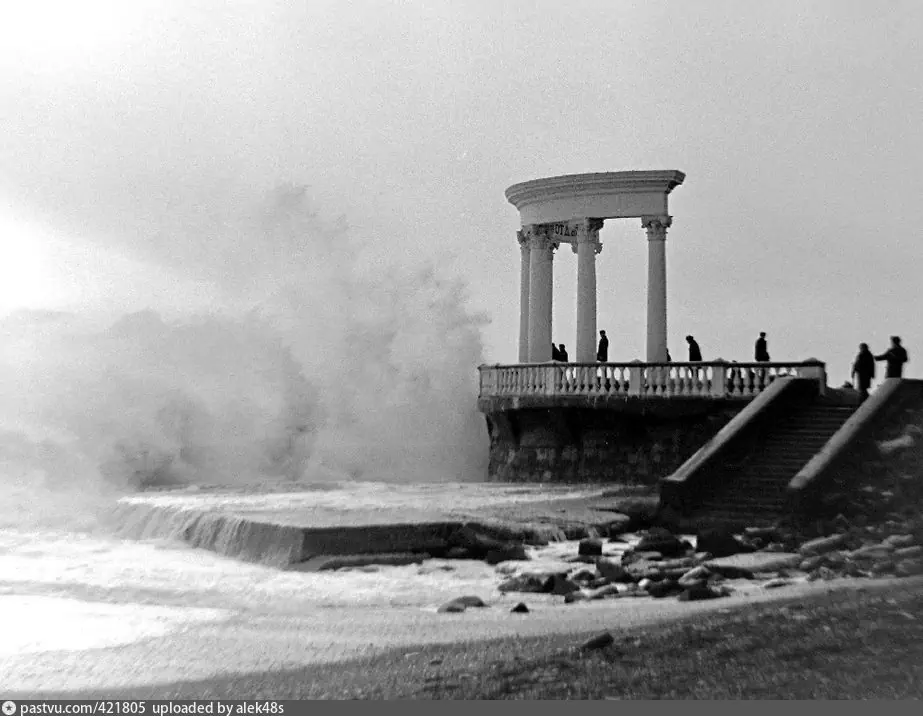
596;330;609;362
551;343;562;361
754;331;770;388
686;335;703;387
558;344;568;362
875;336;909;378
754;332;770;361
685;335;702;361
852;343;876;404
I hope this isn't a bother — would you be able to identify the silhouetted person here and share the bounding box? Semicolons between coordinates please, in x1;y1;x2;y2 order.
558;344;568;362
597;330;609;362
666;349;672;362
852;343;875;404
875;336;909;378
755;332;770;362
551;343;561;361
686;335;702;362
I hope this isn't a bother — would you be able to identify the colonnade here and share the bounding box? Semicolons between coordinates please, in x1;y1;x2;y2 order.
516;216;672;364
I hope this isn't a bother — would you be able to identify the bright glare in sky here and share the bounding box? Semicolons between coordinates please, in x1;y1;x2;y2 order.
0;0;157;71
0;216;68;314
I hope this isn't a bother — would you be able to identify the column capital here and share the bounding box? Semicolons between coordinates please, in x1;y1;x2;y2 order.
642;215;672;241
571;218;604;254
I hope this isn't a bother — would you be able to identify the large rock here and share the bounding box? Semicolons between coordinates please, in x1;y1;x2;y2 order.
696;528;755;558
597;558;632;583
580;632;614;650
895;545;923;559
799;533;849;556
578;538;604;557
635;528;690;558
438;595;487;613
485;544;529;565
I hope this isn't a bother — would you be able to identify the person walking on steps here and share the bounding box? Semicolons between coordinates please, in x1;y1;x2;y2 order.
875;336;909;378
852;343;876;404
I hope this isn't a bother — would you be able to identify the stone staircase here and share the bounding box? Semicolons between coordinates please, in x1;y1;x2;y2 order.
691;400;856;527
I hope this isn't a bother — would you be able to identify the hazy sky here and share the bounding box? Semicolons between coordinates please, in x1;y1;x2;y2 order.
2;0;921;383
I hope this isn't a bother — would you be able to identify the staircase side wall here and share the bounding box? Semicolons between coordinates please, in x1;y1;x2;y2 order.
789;379;923;514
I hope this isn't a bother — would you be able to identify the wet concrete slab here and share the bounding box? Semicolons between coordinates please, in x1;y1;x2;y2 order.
108;482;657;567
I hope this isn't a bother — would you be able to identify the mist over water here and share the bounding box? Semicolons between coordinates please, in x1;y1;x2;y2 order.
0;186;490;529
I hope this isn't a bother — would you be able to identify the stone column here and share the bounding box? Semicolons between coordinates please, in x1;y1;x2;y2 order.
573;219;604;363
527;231;556;362
643;215;672;362
517;231;530;363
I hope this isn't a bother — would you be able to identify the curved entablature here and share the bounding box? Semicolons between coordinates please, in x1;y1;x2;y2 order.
505;170;685;225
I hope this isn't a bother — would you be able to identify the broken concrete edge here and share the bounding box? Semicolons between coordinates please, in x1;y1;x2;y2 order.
789;378;910;498
108;496;639;568
658;377;802;510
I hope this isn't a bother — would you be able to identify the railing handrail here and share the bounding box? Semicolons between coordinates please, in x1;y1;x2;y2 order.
479;360;823;370
477;359;827;401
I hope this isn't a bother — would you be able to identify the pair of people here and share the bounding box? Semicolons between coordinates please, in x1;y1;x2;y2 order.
551;343;568;362
852;336;909;403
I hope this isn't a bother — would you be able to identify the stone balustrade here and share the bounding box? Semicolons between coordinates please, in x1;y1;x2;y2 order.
478;361;826;400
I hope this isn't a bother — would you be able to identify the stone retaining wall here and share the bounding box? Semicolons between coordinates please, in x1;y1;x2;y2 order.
483;402;743;483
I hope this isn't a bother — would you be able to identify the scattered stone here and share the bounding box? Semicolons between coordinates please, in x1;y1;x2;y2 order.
656;557;698;571
570;568;598;583
807;566;838;582
498;574;554;594
445;547;473;560
678;584;723;602
437;600;467;613
629;551;664;562
597;558;631;583
638;578;653;591
878;434;914;455
799;534;849;556
678;565;711;587
870;560;895;576
697;528;755;558
647;580;682;599
744;526;779;541
565;590;588;603
884;534;916;549
584;584;623;600
895;559;923;577
510;602;529;613
550;575;581;596
580;632;615;650
636;529;688;558
847;544;893;561
799;555;826;571
707;552;800;574
763;578;792;589
438;595;487;612
895;545;923;559
485;544;529;565
578;538;603;557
